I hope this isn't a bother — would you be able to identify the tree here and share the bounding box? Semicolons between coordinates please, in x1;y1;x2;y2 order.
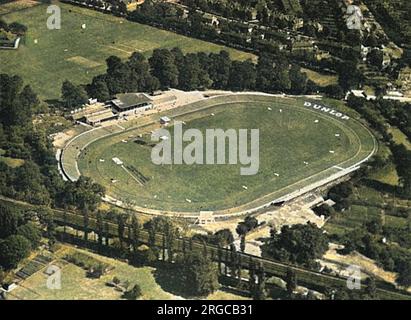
338;61;362;90
83;207;89;242
149;49;179;89
365;277;377;298
228;60;256;91
263;223;329;267
0;74;38;127
397;259;411;288
13;161;51;205
244;216;258;231
286;268;297;296
208;51;231;89
240;235;246;253
367;49;383;68
365;218;383;235
61;80;88;110
16;85;39;125
181;251;219;296
324;84;345;99
236;222;248;237
96;211;104;247
0;267;5;284
0;235;31;270
289;65;308;94
131;215;140;252
314;204;336;219
87;76;110;102
123;284;142;300
177;53;202;90
253;263;267;300
117;214;125;248
16;223;41;249
213;229;234;247
0;203;21;239
8;22;27;35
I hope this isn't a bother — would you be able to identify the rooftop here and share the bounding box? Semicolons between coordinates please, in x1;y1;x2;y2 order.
85;109;117;123
112;93;153;110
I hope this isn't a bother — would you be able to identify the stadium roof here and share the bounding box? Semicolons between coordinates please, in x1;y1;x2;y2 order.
112;93;152;110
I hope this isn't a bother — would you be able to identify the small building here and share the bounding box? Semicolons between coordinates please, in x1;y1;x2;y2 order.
1;283;17;293
110;93;153;117
84;109;118;126
195;212;216;225
160;116;171;125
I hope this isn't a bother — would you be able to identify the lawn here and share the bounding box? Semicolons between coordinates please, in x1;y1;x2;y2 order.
77;96;376;212
388;127;411;151
301;68;338;87
0;2;255;100
0;148;25;168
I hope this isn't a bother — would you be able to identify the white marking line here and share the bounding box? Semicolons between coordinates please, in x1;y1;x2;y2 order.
333;166;345;171
106;45;133;54
116;124;126;131
121;165;143;186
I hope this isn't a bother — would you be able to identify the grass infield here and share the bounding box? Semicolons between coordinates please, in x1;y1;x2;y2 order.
74;95;376;212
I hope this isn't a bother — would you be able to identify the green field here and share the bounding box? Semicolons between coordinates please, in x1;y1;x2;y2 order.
0;2;254;100
73;95;376;212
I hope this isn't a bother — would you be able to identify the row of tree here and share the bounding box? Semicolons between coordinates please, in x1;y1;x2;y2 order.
62;48;311;109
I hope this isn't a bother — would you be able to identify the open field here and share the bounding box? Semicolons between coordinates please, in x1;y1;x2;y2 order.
71;95;376;213
0;2;255;100
301;68;338;87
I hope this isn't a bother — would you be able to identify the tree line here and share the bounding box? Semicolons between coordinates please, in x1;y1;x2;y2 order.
346;95;411;198
0;74;105;211
62;48;311;108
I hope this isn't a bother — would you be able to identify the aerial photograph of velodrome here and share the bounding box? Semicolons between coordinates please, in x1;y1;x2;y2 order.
0;0;411;305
